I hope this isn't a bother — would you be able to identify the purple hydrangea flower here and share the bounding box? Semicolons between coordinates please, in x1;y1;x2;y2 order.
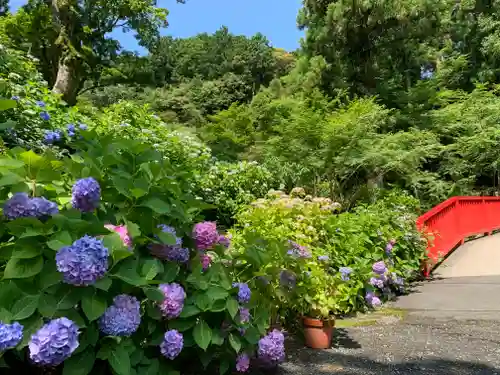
279;270;296;289
287;241;312;258
43;130;62;144
318;255;329;262
236;353;250;372
28;318;79;366
233;283;251;304
35;100;46;108
339;267;352;281
218;234;231;248
385;243;393;254
372;261;387;275
99;295;141;337
11;96;20;101
369;276;384;288
67;124;75;137
160;330;183;360
159;283;186;319
0;322;23;350
365;292;382;307
192;222;219;250
150;225;189;262
71;177;101;212
79;123;88;131
40;111;50;121
258;330;285;365
56;235;109;286
239;307;250;323
201;254;211;270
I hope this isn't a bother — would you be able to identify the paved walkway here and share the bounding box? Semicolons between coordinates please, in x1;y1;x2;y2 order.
394;233;500;319
275;234;500;374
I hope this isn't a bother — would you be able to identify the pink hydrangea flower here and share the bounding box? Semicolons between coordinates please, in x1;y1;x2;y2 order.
105;224;132;249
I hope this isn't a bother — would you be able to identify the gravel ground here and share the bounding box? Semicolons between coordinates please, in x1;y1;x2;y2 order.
275;315;500;375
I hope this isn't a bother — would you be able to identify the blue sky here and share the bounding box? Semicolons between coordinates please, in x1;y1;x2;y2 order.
9;0;304;53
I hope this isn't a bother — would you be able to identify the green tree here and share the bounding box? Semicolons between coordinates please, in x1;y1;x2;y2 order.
3;0;183;105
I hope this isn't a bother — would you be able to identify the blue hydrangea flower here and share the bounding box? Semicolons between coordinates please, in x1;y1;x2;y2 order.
339;266;352;281
3;193;32;220
40;111;50;121
78;123;87;130
67;124;75;137
44;130;62;144
3;193;58;220
318;255;329;262
258;330;285;365
99;295;140;337
71;177;101;212
160;330;183;360
29;318;79;366
0;322;23;351
31;197;59;218
233;283;251;304
56;235;109;286
11;96;20;101
35;100;46;108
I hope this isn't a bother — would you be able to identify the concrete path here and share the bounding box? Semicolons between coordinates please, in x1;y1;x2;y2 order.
394;233;500;319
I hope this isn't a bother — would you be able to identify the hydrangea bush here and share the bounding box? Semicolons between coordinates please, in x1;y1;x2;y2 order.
230;189;426;319
0;132;280;374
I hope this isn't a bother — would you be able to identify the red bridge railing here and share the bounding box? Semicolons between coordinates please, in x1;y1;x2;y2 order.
416;196;500;276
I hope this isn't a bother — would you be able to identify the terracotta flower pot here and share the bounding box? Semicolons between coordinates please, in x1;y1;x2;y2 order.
302;316;334;349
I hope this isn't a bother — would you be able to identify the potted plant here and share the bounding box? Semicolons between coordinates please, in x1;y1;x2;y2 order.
297;268;338;349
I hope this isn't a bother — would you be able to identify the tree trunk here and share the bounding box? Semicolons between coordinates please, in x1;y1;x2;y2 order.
52;57;81;106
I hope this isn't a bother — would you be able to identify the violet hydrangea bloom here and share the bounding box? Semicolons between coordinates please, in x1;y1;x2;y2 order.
192;221;219;250
239;307;250;323
365;292;382;307
160;330;183;360
369;276;384;289
258;330;285;365
233;283;251;304
150;225;189;263
99;295;141;337
287;241;311;258
0;322;23;351
201;253;211;270
105;224;132;249
318;255;329;262
236;353;250;372
372;261;387;275
71;177;101;212
159;283;186;319
218;234;231;248
339;267;353;281
56;235;109;286
29;318;79;366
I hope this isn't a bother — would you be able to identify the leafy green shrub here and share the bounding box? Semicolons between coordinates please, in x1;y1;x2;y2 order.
196;161;279;227
0;133;278;374
95;101;212;176
230;190;426;319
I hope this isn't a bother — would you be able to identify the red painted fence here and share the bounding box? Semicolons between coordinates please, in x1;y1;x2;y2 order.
416;196;500;276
